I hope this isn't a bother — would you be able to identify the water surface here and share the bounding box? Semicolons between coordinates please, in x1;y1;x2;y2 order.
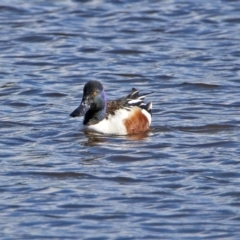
0;0;240;239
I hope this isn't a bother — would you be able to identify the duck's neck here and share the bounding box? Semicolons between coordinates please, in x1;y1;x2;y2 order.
83;108;106;125
83;90;107;125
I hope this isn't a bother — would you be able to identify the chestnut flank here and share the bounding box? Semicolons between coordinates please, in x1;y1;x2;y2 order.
123;107;149;134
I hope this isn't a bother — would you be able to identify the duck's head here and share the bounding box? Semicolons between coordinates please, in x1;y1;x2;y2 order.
70;81;107;121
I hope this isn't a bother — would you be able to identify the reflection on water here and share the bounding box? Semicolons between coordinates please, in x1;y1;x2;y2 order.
126;131;151;141
0;0;240;239
83;130;151;146
83;133;108;146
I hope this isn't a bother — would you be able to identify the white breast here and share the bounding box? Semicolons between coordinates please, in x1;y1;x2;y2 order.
83;109;130;135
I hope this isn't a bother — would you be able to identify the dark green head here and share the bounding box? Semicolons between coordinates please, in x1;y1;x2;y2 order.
70;81;107;125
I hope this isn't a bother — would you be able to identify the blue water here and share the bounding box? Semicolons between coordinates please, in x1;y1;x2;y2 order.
1;0;240;239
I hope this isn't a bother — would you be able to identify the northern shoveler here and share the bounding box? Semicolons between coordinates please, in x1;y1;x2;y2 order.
70;81;153;135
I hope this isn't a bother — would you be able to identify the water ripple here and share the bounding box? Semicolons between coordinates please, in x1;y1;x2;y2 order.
0;0;240;239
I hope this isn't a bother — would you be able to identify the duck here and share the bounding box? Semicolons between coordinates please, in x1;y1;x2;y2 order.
70;80;153;135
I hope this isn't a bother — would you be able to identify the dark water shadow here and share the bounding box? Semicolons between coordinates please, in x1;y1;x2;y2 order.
81;130;152;146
